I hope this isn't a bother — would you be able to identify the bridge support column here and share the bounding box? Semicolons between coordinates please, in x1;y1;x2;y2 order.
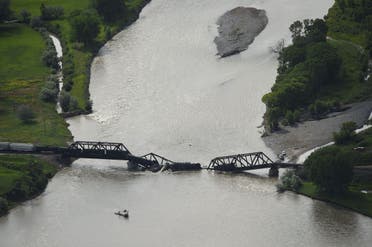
269;166;279;177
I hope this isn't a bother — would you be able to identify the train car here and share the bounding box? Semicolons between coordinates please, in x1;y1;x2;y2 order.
0;142;10;151
9;143;36;152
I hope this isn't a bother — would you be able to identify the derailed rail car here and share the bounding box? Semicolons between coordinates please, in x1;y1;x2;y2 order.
0;142;36;152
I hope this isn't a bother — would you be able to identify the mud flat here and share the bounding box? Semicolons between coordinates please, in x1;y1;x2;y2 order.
214;7;268;57
262;101;372;161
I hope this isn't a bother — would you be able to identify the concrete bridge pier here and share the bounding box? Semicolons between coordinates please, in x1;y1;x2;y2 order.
268;166;279;177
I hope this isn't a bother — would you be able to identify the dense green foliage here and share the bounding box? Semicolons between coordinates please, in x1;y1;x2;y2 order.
69;9;100;44
40;3;64;21
305;146;353;194
91;0;127;23
263;19;344;130
276;170;302;192
263;2;372;131
0;0;11;21
333;121;358;144
327;0;372;55
0;155;57;216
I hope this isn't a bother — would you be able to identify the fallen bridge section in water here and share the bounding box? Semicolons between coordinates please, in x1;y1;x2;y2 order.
0;141;301;175
0;141;202;172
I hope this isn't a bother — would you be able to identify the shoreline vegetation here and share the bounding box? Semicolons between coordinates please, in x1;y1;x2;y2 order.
270;0;372;217
0;0;151;216
0;155;59;217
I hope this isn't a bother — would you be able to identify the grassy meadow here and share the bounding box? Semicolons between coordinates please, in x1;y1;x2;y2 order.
0;23;71;146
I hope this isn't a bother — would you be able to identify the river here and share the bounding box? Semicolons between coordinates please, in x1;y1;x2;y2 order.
1;0;372;246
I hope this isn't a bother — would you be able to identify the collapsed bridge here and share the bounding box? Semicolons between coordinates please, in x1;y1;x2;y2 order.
207;151;301;176
0;141;301;175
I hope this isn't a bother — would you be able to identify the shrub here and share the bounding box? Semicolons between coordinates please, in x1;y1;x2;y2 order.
333;121;357;145
19;9;31;24
30;16;43;28
0;197;8;216
0;0;11;21
59;91;71;112
305;146;353;194
309;100;330;118
69;9;100;44
285;110;295;125
41;49;58;69
40;3;64;20
40;87;58;102
91;0;127;23
17;105;36;123
69;97;79;111
85;100;93;112
277;170;302;192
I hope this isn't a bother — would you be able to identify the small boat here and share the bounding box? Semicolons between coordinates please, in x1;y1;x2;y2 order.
115;210;129;218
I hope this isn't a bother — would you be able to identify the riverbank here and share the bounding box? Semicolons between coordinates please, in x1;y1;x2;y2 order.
263;101;372;161
0;1;151;215
296;182;372;218
0;154;59;217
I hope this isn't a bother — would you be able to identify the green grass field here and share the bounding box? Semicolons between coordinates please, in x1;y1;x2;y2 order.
0;23;72;146
298;182;372;217
0;155;58;212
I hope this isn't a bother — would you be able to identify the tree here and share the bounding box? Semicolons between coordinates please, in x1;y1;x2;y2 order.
17;105;36;123
91;0;127;23
59;91;71;112
70;9;100;44
0;197;8;216
289;20;303;41
19;9;31;24
305;146;353;194
40;3;64;20
0;0;10;21
333;121;358;144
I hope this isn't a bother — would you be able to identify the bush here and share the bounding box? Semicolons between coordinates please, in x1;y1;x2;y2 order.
40;87;58;102
333;121;357;145
41;49;59;70
40;3;64;20
285;110;295;125
69;9;100;44
17;105;36;123
309;100;330;118
305;146;353;194
30;16;43;28
277;170;302;192
91;0;127;23
85;100;93;112
69;97;79;111
59;91;71;112
293;109;301;122
19;9;31;24
0;0;11;21
0;197;8;216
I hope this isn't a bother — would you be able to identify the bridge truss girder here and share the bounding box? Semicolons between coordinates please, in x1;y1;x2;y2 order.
68;141;131;153
208;152;274;171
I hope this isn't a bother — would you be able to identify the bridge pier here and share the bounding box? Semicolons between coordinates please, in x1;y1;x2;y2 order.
268;166;279;177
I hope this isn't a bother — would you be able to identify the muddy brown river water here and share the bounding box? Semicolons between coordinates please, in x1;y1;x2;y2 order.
1;0;371;246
